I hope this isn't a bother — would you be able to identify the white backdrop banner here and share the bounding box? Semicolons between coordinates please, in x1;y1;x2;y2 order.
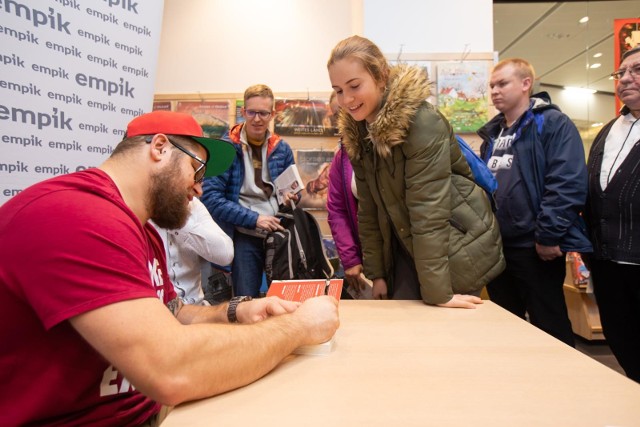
0;0;165;205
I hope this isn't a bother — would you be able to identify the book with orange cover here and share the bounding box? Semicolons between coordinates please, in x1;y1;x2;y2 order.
266;279;342;355
266;279;343;302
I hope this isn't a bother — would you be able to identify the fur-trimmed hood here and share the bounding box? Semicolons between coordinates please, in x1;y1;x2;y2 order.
338;64;431;159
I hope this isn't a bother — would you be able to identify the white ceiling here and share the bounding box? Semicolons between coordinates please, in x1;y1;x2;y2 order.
493;1;640;94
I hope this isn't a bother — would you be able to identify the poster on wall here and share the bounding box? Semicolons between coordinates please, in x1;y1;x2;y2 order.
614;19;640;113
296;149;334;210
153;101;172;111
176;101;230;139
436;61;490;133
0;1;165;205
235;100;245;125
389;60;436;105
274;99;338;137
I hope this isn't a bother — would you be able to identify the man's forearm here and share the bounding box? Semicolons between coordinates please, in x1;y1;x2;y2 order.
158;310;308;405
70;298;309;407
177;302;229;324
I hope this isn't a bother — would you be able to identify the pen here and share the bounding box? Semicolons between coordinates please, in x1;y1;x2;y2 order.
324;278;330;295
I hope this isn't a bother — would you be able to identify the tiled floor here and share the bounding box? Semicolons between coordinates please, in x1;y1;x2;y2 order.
574;336;626;377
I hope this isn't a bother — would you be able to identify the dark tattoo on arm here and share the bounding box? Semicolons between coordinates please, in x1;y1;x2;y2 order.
167;297;183;317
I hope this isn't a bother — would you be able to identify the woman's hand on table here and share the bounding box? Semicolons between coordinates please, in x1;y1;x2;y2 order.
437;294;483;309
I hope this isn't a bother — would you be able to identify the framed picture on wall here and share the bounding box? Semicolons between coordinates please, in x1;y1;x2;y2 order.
235;100;245;125
176;101;230;138
614;19;640;113
274;99;338;137
295;149;334;210
436;61;491;133
152;101;172;111
389;59;437;105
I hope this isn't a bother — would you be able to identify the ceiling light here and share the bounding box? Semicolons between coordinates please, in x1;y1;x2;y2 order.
564;86;597;95
589;63;601;69
593;52;602;58
579;16;589;24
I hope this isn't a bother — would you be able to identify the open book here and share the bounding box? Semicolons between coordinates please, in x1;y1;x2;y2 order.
273;164;304;205
267;279;343;355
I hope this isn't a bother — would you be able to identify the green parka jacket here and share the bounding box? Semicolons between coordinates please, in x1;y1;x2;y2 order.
338;65;505;304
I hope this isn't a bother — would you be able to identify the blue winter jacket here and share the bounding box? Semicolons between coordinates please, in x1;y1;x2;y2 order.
477;92;592;252
201;123;295;238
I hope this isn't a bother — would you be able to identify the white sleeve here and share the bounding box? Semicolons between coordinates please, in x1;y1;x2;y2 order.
173;198;234;265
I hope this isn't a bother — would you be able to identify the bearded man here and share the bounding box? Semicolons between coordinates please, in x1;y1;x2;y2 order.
0;111;339;426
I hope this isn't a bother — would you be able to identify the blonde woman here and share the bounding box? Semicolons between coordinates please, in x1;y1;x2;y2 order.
327;35;504;308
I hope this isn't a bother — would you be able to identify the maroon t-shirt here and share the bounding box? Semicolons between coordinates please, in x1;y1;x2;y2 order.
0;169;177;426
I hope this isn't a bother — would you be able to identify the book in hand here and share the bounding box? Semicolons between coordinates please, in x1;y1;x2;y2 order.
266;278;343;302
344;274;374;300
266;278;343;355
273;164;304;205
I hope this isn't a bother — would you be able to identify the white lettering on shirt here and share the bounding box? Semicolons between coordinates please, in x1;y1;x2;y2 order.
494;134;514;150
488;154;513;172
98;250;165;399
100;365;118;396
119;376;133;394
488;130;516;173
100;365;135;396
149;257;164;301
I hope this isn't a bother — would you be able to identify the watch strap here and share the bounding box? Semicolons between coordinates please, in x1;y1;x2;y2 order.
227;296;252;323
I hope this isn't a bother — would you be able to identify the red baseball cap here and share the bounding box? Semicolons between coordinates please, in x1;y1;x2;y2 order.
126;110;235;177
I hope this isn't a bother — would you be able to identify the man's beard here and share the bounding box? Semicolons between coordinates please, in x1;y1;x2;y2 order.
147;163;190;229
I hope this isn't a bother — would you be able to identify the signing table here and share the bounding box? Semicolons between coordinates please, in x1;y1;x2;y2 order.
164;300;640;427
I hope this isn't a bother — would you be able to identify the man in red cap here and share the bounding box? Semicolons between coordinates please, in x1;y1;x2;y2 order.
0;111;339;426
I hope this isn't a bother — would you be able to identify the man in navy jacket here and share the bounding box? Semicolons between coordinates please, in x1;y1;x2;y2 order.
478;58;592;347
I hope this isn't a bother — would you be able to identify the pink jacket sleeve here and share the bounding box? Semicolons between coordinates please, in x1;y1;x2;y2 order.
327;146;362;270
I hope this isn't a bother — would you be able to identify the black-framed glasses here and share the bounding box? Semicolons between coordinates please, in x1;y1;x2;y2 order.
145;135;207;183
166;137;207;183
611;64;640;81
244;109;272;120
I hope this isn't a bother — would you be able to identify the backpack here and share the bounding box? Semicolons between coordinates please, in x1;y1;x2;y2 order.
456;135;498;198
264;202;334;283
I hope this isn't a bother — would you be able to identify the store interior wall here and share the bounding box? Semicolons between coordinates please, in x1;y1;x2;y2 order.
363;0;492;54
155;0;493;94
155;0;358;94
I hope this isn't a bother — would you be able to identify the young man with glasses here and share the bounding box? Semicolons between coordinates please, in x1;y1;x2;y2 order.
585;45;640;383
477;58;592;347
0;111;340;425
201;84;298;297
